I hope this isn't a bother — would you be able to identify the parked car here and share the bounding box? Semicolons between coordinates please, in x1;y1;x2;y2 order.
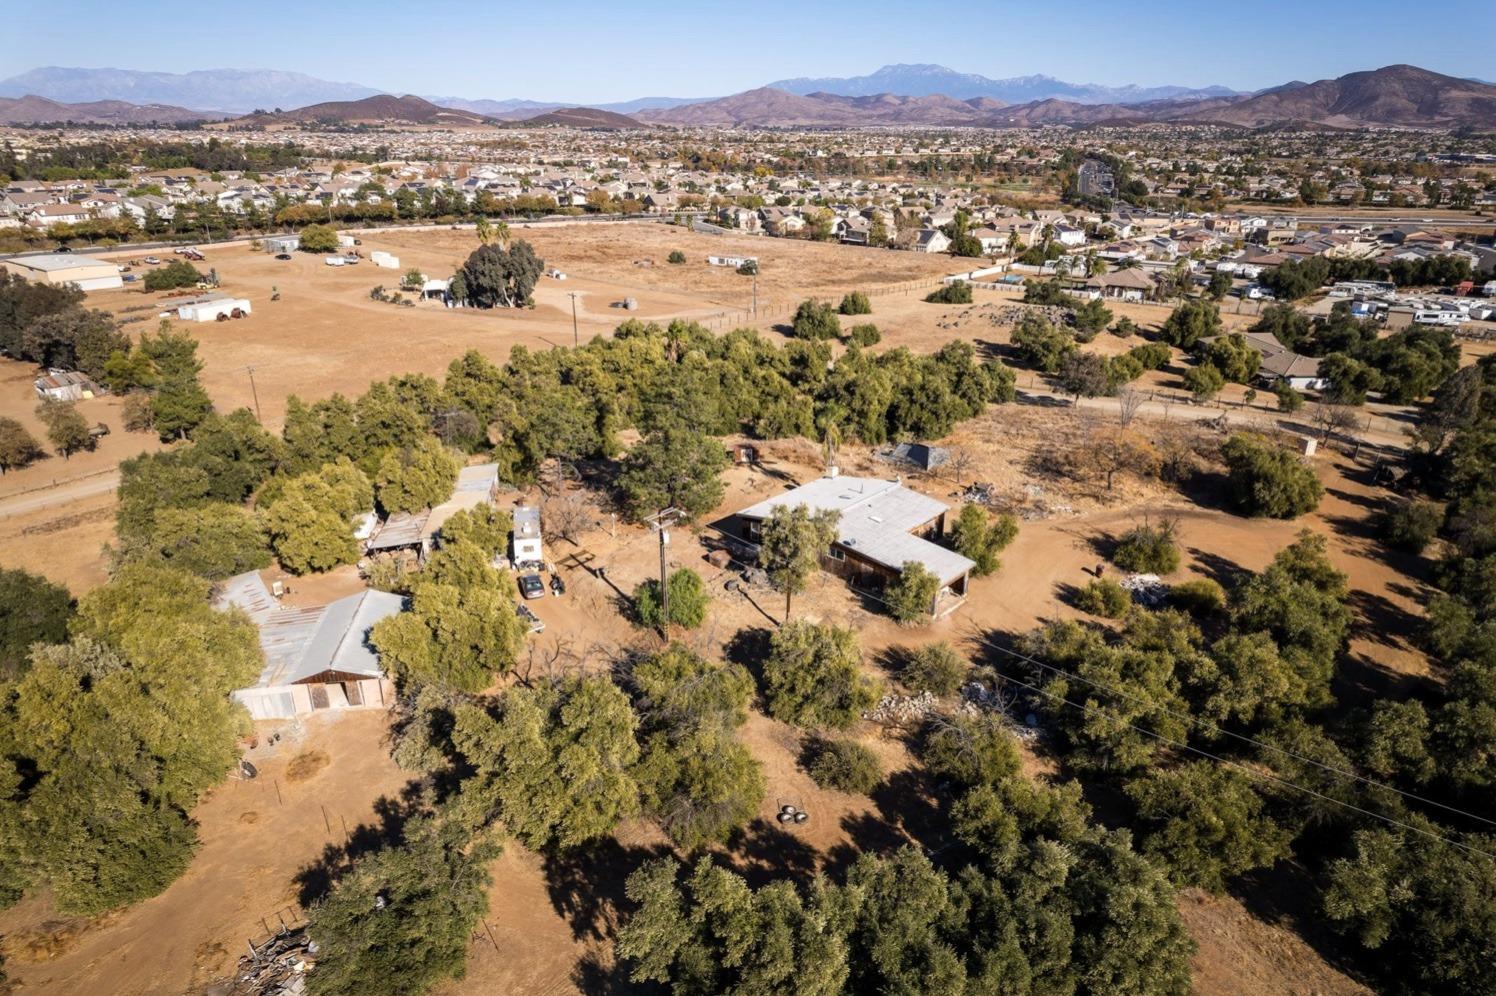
122;274;137;282
143;256;160;265
275;253;292;261
518;574;545;599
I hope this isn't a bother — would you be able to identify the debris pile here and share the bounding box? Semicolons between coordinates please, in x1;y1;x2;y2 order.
1120;573;1169;607
231;927;316;995
961;482;998;506
863;691;939;724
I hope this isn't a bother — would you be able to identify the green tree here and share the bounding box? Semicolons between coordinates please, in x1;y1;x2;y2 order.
949;505;1018;577
925;281;972;305
0;568;72;680
1071;298;1113;338
142;259;202;291
137;502;270;579
1221;434;1324;518
455;240;544;308
762;620;877;729
1057;351;1111;399
1126;763;1291;892
437;504;512;557
262;459;373;574
618;425;728;522
634;568;710;629
1380;499;1442;553
1159;299;1223;349
618;857;849;995
758;504;841;621
792;298;842;340
452;676;640;849
371;542;525;693
1010;311;1075;373
922;711;1021;788
630;644;763;849
1200;333;1262;384
1207;269;1233;300
0;417;43;473
886;561;941;623
138;324;212;441
299;223;339;252
374;435;460;514
305;816;497;996
1077;577;1131;617
34;398;92;458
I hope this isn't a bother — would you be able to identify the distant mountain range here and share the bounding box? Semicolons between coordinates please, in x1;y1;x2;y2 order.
766;63;1242;105
0;64;1490;131
0;94;222;125
641;66;1496;130
0;67;378;114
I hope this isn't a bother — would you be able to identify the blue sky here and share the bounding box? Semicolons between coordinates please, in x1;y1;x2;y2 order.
3;0;1492;102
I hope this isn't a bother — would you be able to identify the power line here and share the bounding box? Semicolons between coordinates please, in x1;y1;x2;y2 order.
973;633;1496;833
977;663;1496;863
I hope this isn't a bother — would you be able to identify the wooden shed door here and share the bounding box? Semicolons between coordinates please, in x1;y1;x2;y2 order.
343;681;364;706
309;684;329;710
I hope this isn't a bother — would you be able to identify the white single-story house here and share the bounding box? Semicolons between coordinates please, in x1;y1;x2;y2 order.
734;474;975;618
217;571;404;721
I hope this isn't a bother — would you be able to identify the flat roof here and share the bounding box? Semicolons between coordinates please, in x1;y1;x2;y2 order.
738;475;975;584
6;253;117;273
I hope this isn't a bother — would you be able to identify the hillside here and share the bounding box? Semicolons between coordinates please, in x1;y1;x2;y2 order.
235;94;491;127
1199;64;1496;128
766;63;1239;104
517;106;643;129
0;94;222;125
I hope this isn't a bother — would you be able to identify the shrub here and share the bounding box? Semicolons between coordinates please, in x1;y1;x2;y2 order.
886;561;941;624
1379;499;1442;553
925;280;972;304
1169;578;1225;615
1111;316;1138;338
1113;521;1181;574
1011;311;1075;373
1274;381;1305;412
790;298;841;340
1129;341;1172;370
762;621;878;729
143;259;202;291
1077;577;1130;617
1221;434;1323;518
839;291;872;315
950;504;1018;576
633;568;710;629
667;250;686;264
902;642;968;696
1184;363;1225;401
847;323;881;346
736;259;757;275
1159;299;1222;349
1023;279;1069;306
803;737;882;794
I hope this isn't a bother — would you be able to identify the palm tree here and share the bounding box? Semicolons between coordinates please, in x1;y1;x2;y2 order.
494;221;511;247
475;216;493;246
1005;230;1022;271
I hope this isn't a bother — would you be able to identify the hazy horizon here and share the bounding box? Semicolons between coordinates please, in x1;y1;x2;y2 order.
3;0;1492;105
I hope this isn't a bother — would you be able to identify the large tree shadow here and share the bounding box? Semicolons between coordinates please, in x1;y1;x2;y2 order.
721;817;821;888
1227;861;1383;992
542;839;670;943
292;780;427;907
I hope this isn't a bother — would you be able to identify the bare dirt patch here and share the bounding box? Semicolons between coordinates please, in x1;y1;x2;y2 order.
284;749;330;783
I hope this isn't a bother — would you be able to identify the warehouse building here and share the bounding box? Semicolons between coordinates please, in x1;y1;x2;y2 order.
1;253;122;292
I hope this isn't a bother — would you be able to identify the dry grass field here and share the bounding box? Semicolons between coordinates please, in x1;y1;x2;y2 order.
0;223;1437;995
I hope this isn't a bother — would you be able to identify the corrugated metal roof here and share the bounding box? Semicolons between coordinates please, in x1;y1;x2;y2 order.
217;572;405;689
366;510;429;551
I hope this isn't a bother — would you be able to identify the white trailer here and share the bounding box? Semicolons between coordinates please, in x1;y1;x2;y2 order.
370;251;400;269
512;506;542;565
176;295;251;322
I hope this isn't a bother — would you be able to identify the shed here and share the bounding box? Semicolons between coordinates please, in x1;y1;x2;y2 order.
175;293;251;322
882;442;949;472
34;369;99;402
370;250;400;269
265;235;300;254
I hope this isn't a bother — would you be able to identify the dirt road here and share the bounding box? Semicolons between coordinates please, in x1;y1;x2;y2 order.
0;471;120;520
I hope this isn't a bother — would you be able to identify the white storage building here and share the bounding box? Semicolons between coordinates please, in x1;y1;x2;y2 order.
175;293;251;322
1;253;122;292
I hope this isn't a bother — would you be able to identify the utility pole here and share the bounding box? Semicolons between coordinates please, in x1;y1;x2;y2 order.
752;271;758;317
568;291;579;347
644;507;680;637
246;365;263;424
